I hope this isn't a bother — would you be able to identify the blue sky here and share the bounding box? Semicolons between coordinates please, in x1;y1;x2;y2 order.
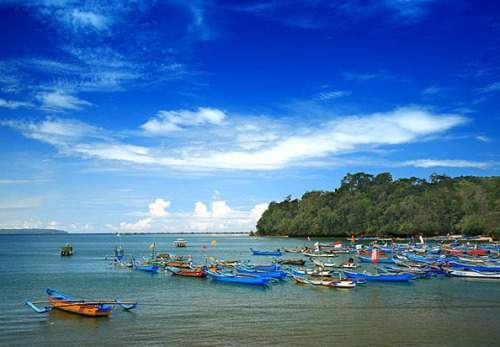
0;0;499;233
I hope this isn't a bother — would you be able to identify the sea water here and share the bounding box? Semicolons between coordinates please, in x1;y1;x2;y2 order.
0;234;499;346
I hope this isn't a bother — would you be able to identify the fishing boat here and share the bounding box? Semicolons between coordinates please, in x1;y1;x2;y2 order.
447;269;500;279
25;288;137;317
446;261;500;272
291;275;356;288
303;252;337;258
173;238;188;247
278;258;306;266
343;271;414;282
312;259;357;269
291;267;333;277
206;270;271;285
244;263;281;271
165;260;192;268
166;266;206;277
60;243;73;256
236;267;288;280
250;248;282;256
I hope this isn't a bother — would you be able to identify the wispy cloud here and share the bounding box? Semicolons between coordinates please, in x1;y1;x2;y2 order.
421;85;444;95
476;135;492;143
2;106;468;172
142;107;226;135
314;90;351;101
403;159;492;169
479;81;500;93
0;98;32;109
37;90;92;111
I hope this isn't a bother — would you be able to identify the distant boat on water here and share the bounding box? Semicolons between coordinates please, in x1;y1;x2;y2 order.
173;238;188;247
60;243;73;256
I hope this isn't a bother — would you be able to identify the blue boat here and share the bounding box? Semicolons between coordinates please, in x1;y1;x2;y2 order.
358;255;395;264
250;248;282;256
447;261;500;272
206;270;271;285
135;264;159;273
343;271;414;282
236;267;288;280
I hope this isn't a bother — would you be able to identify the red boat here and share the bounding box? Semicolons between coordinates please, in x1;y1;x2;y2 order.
467;249;488;256
166;266;206;277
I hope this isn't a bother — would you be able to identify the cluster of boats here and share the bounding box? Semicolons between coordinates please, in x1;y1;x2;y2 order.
28;238;498;319
110;239;500;288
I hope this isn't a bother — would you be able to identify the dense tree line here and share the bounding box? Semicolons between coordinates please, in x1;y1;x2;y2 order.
256;173;500;238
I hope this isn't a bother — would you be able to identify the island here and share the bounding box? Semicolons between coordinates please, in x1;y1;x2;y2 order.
256;172;500;238
0;228;68;235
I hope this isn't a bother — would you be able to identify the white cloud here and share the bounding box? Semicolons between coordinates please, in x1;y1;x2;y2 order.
403;159;492;169
2;117;99;146
421;86;443;95
250;203;269;220
315;90;351;101
70;10;109;30
37;90;92;111
120;217;152;231
141;107;226;134
194;201;210;218
476;135;491;143
148;198;170;218
480;81;500;93
118;197;170;231
0;98;31;109
3;106;467;172
212;200;232;218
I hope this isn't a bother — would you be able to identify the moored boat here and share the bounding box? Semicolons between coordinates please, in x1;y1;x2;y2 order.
206;270;271;285
447;269;500;279
25;288;137;316
167;266;206;277
250;248;282;256
343;271;414;282
60;243;73;256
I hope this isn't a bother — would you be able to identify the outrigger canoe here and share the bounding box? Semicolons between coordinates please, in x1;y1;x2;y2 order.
343;271;414;282
236;267;288;280
291;275;356;288
166;266;206;277
250;248;282;256
447;269;500;279
25;288;137;317
206;270;271;285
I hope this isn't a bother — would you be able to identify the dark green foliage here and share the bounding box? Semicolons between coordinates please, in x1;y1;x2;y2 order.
256;173;500;237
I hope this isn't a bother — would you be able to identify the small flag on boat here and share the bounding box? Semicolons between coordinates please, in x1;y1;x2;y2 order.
351;234;355;243
419;235;424;244
211;240;217;246
149;242;156;249
371;248;378;263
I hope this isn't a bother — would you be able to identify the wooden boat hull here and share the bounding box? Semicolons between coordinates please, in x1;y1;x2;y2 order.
343;271;413;282
47;289;112;317
167;266;206;277
250;248;282;256
448;270;500;279
166;261;192;268
206;271;270;285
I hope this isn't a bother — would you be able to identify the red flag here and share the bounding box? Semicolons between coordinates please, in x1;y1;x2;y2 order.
351;235;355;243
371;248;378;263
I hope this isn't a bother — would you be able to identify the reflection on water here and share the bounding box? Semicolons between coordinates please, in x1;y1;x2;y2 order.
0;234;499;347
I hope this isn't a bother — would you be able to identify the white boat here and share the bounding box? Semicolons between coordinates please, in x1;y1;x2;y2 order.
448;269;500;279
303;252;337;258
173;238;188;247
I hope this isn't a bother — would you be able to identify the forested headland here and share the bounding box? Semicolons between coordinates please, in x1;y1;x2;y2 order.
256;173;500;238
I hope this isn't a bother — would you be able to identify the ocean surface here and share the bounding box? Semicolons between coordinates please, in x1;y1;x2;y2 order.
0;234;499;347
